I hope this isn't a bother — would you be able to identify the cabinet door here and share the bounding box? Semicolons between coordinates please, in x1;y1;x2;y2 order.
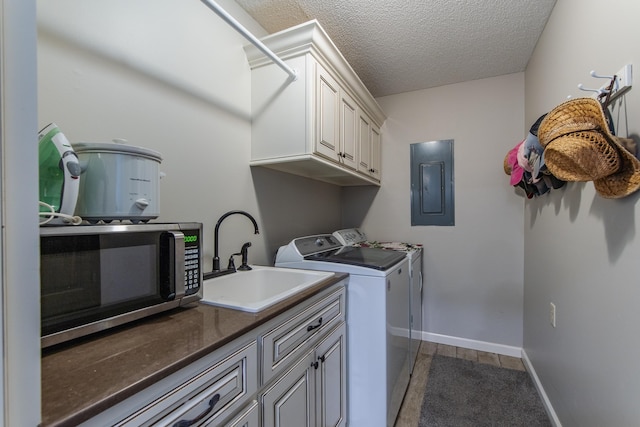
357;110;382;181
369;124;382;180
339;90;358;170
315;65;341;160
314;324;347;427
219;400;259;427
261;350;315;427
357;111;371;175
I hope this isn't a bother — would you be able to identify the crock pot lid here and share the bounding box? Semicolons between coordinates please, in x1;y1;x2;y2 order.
73;140;162;161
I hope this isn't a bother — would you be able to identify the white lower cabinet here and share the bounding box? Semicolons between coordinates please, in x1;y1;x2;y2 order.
81;283;346;427
313;323;347;427
260;324;346;427
259;287;347;427
82;339;258;427
261;349;315;426
218;400;259;427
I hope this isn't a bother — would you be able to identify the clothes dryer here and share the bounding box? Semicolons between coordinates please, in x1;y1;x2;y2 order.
275;234;410;427
332;228;423;376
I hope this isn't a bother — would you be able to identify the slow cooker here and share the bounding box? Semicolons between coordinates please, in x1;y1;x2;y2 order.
73;139;163;223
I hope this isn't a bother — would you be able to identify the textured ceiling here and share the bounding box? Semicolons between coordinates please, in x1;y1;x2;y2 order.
235;0;557;97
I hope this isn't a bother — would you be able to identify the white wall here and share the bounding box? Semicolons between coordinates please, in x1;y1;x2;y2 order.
2;1;41;425
36;0;342;269
343;73;526;353
524;0;640;425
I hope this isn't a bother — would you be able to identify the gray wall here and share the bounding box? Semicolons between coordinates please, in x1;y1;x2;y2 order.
524;0;640;425
343;72;526;354
38;0;640;423
37;0;342;268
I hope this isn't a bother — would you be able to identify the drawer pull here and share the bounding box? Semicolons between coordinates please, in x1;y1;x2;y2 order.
173;394;220;427
306;317;323;332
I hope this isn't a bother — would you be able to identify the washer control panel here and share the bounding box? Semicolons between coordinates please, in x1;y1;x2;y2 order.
332;228;368;246
294;235;342;256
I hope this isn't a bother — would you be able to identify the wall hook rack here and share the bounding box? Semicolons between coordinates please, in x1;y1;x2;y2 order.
576;64;633;106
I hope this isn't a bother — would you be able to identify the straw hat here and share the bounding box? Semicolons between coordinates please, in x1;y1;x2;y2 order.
503;153;511;175
538;97;640;199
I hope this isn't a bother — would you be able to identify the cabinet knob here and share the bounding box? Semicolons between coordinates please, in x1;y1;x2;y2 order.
311;361;319;369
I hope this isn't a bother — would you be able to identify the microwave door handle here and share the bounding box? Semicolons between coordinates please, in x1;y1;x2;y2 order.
173;231;186;300
162;231;186;301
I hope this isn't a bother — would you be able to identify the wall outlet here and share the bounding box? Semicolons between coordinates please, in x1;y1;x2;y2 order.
549;302;556;328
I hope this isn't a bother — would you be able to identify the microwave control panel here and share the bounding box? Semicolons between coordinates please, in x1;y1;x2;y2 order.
183;229;201;295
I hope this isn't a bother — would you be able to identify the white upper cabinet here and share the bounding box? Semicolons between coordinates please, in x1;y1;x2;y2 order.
244;20;385;186
357;110;381;180
315;66;341;163
338;86;359;171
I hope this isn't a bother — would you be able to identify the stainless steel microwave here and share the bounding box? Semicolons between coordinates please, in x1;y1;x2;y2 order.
39;222;202;348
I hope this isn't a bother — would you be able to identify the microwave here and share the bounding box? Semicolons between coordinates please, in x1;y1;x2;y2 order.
40;222;202;348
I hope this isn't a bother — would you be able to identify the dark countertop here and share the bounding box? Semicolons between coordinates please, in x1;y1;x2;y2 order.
41;272;347;427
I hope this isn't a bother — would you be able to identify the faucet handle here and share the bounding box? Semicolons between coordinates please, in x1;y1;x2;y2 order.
228;253;241;271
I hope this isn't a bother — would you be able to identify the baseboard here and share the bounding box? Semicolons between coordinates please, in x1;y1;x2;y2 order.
421;331;522;357
521;349;562;427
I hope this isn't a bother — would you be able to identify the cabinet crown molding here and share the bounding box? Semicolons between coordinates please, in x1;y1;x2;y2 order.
244;19;386;126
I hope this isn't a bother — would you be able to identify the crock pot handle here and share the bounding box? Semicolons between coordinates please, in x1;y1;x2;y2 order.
135;199;149;210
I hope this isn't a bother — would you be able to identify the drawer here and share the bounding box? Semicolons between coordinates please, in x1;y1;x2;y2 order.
261;287;345;385
115;341;257;426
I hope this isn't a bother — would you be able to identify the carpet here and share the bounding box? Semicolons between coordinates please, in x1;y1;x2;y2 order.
419;355;551;427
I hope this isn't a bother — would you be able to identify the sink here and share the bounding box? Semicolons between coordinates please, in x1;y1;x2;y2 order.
200;266;334;313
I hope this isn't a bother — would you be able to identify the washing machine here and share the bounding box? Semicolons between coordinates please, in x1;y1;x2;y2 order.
275;234;410;427
333;228;423;375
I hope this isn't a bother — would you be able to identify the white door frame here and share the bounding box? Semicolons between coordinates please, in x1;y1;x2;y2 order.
0;0;41;425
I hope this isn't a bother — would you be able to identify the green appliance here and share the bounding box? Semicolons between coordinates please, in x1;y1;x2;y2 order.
38;123;81;225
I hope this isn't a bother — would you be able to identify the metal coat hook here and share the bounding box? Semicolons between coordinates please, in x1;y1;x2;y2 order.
590;70;615;80
578;83;610;95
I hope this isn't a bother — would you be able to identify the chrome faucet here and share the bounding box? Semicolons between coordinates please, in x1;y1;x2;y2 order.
211;210;259;274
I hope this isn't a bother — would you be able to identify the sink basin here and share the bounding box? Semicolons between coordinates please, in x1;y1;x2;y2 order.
200;266;334;313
